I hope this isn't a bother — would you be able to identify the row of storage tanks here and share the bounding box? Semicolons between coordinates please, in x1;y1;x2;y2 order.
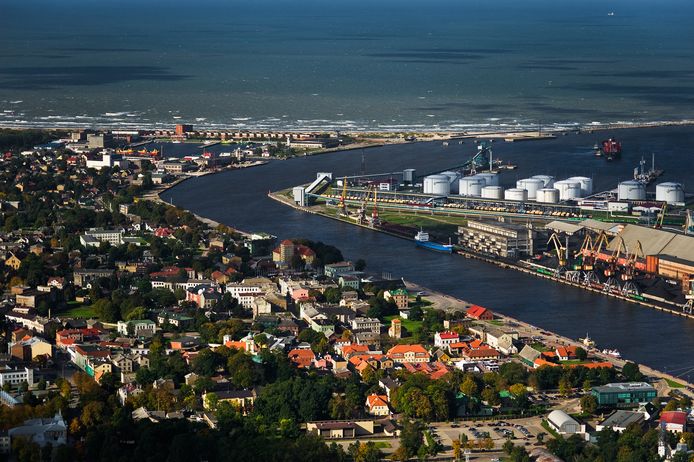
617;180;685;204
423;171;686;205
424;172;593;203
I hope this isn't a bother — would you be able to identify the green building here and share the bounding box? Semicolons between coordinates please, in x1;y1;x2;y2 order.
591;382;657;407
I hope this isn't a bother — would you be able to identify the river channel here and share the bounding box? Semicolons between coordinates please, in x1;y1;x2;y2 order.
166;126;694;375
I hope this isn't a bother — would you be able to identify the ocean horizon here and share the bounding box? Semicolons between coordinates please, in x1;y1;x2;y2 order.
2;0;693;131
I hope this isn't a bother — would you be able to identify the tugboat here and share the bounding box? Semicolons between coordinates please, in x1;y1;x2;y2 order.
414;230;453;253
602;348;622;358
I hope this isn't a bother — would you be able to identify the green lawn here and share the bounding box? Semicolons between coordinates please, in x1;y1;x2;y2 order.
665;378;685;389
559;359;584;365
486;319;504;327
372;442;391;449
531;343;550;352
384;315;422;336
62;303;97;319
541;420;559;438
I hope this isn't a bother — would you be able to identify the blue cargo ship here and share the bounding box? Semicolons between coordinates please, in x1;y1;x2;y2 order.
414;230;453;253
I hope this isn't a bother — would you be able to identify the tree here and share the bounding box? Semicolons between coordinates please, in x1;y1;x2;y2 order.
622;362;643;382
509;383;527;399
580;394;598;415
575;346;588;361
398;419;424;460
460;376;478;397
558;376;572;397
354;259;367;271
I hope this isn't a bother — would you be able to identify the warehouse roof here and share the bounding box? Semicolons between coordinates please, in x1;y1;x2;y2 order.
547;410;579;429
579;219;621;234
606;224;694;262
545;221;583;235
598;410;645;430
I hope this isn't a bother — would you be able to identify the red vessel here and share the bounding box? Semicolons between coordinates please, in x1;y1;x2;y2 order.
599;138;622;160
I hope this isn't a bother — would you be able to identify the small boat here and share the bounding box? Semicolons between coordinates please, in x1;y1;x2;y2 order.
414;230;453;253
602;348;621;358
608;12;615;16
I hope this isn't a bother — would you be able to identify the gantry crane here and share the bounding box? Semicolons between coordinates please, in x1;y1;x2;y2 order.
654;202;667;229
605;235;627;277
574;234;594;270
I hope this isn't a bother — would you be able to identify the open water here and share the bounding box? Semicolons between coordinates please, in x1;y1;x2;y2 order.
1;0;694;131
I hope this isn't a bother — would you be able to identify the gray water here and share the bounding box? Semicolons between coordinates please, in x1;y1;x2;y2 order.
167;126;694;375
1;0;694;131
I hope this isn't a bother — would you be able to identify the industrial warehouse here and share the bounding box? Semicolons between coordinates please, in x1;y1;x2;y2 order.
280;141;694;316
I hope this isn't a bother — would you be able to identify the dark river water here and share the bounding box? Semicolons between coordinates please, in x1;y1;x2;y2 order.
167;126;694;375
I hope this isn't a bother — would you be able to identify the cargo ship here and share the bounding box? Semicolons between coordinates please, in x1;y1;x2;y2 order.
595;138;622;160
414;230;453;253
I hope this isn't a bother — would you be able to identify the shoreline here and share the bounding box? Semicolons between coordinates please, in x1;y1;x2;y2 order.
403;280;694;396
3;118;694;139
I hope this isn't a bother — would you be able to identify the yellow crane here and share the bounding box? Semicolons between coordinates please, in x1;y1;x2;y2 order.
575;234;594;270
654;202;667;229
547;232;567;267
337;177;348;216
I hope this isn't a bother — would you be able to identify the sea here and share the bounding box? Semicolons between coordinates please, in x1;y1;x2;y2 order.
1;0;694;132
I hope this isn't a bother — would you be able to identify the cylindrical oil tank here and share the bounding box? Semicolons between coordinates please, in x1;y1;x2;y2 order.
504;188;528;201
459;177;486;197
403;169;416;184
536;188;560;204
427;174;450;196
423;175;444;194
617;180;646;201
516;178;544;200
554;180;582;201
531;175;555;188
567;176;593;196
481;185;504;199
655;182;685;204
474;172;499;187
441;171;461;194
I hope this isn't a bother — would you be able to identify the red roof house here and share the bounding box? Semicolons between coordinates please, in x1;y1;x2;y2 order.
467;305;494;320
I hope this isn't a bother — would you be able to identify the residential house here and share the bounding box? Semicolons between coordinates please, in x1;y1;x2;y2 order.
387;344;430;364
383;289;409;310
484;328;519;355
659;411;688;432
7;413;67;448
116;320;156;337
203;389;257;414
324;261;354;279
288;348;316;369
9;336;52;361
434;331;460;349
365;394;390;416
467;305;494;320
351;317;381;334
0;367;34;388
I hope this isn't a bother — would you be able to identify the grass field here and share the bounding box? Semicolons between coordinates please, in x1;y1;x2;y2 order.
377;210;467;235
372;442;391;449
384;315;422;336
665;378;685;388
62;302;97;319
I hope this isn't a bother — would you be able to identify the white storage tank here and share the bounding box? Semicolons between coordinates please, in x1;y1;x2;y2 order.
655;182;685;204
531;175;555;188
536;188;560;204
474;172;499;187
617;180;646;201
441;171;461;194
567;176;593;196
504;188;528;201
427;174;451;196
459;177;486;197
423;175;445;194
554;180;582;201
516;178;544;200
481;185;504;199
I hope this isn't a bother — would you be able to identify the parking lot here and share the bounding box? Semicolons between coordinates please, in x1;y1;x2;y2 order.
432;416;546;453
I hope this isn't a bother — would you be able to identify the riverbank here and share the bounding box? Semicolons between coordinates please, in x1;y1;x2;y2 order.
140;160;268;236
402;280;694;396
268;189;693;320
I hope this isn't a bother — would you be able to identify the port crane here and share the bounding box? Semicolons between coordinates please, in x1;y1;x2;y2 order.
370;187;381;227
337;177;348;216
604;235;627;277
547;233;568;275
653;202;667;229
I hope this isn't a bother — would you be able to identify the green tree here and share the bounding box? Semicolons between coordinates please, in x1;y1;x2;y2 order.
580;394;598;415
575;346;588;361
